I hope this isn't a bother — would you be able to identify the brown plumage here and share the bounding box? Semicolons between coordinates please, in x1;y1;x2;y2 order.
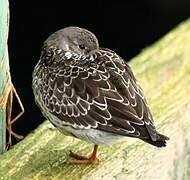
32;27;169;164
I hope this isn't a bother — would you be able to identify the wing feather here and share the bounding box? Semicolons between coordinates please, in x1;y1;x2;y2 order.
42;48;159;141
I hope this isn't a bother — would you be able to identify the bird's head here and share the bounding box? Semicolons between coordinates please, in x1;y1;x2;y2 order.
45;26;99;55
41;27;99;68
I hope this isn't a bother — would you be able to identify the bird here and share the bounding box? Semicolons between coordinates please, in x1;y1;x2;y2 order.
32;26;169;164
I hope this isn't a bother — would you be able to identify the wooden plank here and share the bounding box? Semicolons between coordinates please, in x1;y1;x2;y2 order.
0;18;190;179
0;0;9;154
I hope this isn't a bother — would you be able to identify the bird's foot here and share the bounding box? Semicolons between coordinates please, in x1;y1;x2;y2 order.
66;151;100;164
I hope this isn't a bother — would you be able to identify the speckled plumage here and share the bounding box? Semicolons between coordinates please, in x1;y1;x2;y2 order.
32;27;169;161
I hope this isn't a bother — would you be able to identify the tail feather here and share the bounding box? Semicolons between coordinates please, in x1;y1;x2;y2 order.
142;133;169;147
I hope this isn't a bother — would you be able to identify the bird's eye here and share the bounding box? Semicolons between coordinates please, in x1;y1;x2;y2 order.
79;44;86;50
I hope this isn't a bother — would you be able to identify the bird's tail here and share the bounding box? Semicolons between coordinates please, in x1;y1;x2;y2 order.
142;133;169;147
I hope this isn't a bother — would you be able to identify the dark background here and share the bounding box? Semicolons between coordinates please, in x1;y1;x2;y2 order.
8;0;190;144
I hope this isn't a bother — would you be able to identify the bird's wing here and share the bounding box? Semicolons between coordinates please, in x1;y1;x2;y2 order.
43;48;158;140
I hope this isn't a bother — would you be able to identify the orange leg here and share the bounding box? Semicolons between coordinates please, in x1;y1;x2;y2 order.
66;144;100;164
6;85;24;149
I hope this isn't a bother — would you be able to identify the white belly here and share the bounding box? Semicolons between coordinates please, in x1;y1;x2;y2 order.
55;125;124;145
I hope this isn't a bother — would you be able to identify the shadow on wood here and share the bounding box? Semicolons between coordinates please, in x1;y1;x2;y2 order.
0;18;190;180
